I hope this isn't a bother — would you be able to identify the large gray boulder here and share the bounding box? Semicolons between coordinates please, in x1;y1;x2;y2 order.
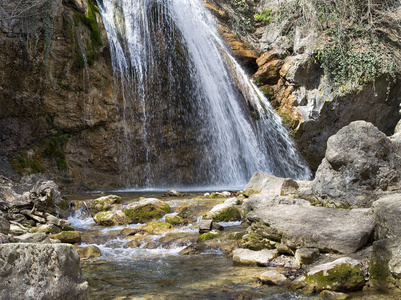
313;121;401;208
0;243;88;299
372;193;401;240
243;172;299;196
244;194;374;254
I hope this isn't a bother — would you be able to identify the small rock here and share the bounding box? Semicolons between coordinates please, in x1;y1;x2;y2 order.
140;221;172;235
120;227;139;236
90;195;122;214
206;201;241;222
232;248;277;266
295;247;320;266
45;213;71;227
93;210;128;226
259;270;288;285
319;290;350;300
197;230;221;242
164;190;181;197
199;219;213;233
50;231;81;244
276;243;294;255
75;245;101;260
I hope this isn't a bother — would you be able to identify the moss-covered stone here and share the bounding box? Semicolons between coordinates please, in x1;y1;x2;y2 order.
124;199;170;223
75;245;101;260
165;215;185;225
90;195;122;214
93;210;127;226
303;258;365;292
50;231;81;244
240;231;275;250
211;207;241;222
197;230;222;242
141;221;172;235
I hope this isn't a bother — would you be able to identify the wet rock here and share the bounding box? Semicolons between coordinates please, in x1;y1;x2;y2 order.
243;173;299;196
124;198;170;223
140;221;172;235
75;245;101;260
89;195;122;214
164;190;181;197
295;257;365;293
0;215;10;234
10;233;50;244
372;193;401;240
244;195;374;254
199;219;213;233
206;199;241;222
120;227;139;236
126;234;152;248
165;214;185;225
50;231;81;244
318;290;350;300
63;0;87;14
0;243;88;299
259;270;288;285
369;237;401;290
93;210;128;226
232;248;277;266
295;248;320;266
198;230;221;242
158;232;197;248
177;204;209;222
313;121;401;208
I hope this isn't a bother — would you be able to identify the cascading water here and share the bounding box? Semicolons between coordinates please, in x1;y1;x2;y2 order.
98;0;311;189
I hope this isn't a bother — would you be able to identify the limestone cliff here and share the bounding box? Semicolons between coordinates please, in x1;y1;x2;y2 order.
0;0;120;190
205;0;401;170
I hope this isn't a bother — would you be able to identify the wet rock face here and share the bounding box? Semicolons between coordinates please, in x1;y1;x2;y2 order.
313;121;401;208
0;243;89;300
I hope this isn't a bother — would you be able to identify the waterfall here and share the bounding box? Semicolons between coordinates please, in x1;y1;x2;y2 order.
98;0;311;189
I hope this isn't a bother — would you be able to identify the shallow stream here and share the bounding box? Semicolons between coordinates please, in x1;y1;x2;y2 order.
67;192;397;300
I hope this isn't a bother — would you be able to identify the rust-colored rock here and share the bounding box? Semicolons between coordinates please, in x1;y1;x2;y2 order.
253;59;284;85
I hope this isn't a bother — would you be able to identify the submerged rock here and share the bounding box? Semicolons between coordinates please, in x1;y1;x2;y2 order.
313;121;401;208
243;172;299;196
0;243;88;299
75;245;101;260
295;257;365;293
124;198;170;223
197;230;221;242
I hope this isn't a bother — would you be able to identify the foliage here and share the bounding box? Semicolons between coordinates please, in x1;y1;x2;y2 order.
256;0;400;87
254;8;273;23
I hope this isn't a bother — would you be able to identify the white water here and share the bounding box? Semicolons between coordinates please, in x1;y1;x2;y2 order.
97;0;311;188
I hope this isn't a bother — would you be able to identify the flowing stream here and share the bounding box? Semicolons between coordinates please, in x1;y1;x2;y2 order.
97;0;311;189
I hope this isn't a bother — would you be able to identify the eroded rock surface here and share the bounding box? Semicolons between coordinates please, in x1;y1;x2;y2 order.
0;243;88;300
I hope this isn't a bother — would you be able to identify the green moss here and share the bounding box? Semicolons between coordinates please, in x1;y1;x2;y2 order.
211;207;241;222
43;134;69;170
94;211;116;226
228;232;245;240
62;225;76;232
124;203;171;223
305;263;365;291
142;221;172;235
197;230;222;242
165;215;184;225
240;231;273;250
11;153;45;175
58;199;69;211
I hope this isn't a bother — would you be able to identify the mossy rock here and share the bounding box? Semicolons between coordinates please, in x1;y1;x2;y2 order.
165;215;185;225
93;210;127;226
211;207;241;222
141;221;172;235
197;230;222;242
124;199;170;223
240;231;275;250
90;195;122;214
50;231;81;244
302;257;365;293
75;245;101;260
